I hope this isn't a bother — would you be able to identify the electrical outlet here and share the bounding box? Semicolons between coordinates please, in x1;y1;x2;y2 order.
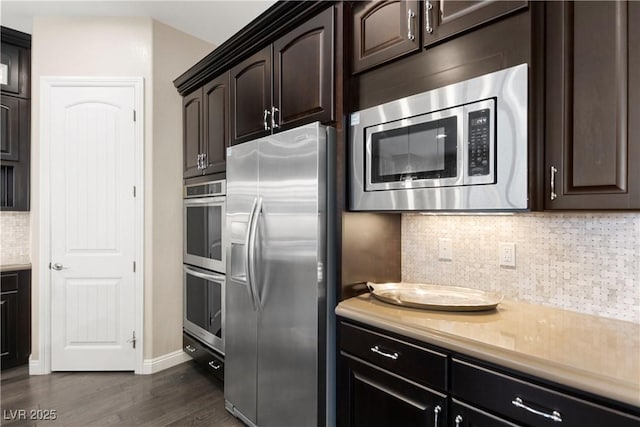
499;242;516;267
439;238;452;261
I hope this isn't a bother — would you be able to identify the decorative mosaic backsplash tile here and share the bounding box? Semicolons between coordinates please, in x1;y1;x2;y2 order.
402;213;640;324
0;212;31;265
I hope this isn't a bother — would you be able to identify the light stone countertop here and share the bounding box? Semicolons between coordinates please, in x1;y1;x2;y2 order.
336;294;640;408
1;263;32;272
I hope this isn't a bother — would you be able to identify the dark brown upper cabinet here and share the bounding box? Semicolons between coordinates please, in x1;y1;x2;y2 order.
1;27;31;212
351;1;421;74
231;7;334;146
1;93;30;210
0;42;29;98
423;0;528;48
230;46;272;146
202;74;230;176
545;1;640;209
273;6;334;131
1;96;21;162
183;73;230;178
183;89;203;178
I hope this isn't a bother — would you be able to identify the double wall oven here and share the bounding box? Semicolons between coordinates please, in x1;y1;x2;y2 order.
183;179;226;355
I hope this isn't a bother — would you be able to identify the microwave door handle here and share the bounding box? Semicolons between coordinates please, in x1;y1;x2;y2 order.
247;197;263;310
245;197;259;311
183;265;225;283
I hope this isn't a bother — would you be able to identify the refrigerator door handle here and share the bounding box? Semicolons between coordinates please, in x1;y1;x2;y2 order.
247;197;263;310
245;197;259;311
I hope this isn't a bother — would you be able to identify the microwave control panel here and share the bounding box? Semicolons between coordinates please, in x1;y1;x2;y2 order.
467;108;491;176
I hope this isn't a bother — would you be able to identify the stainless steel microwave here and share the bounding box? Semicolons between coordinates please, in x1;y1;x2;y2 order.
349;63;528;211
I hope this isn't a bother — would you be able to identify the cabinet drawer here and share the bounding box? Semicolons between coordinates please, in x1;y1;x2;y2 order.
340;322;446;391
183;332;224;382
451;359;640;427
342;353;447;427
1;272;19;292
451;398;519;427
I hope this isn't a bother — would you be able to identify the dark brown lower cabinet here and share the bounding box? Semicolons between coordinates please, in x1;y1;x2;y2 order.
183;332;224;382
338;319;640;427
450;399;518;427
341;354;447;427
1;269;31;370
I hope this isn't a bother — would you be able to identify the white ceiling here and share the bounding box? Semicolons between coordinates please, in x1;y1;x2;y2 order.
0;0;278;46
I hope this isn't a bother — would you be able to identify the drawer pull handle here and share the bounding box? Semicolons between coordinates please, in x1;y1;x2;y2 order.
208;360;222;370
370;345;399;360
433;405;442;426
454;415;463;427
512;397;563;423
185;345;196;353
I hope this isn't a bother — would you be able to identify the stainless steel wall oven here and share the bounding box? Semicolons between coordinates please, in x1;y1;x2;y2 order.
183;179;226;355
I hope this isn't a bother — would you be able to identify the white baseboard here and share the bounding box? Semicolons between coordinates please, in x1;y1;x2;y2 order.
28;359;46;375
140;350;191;375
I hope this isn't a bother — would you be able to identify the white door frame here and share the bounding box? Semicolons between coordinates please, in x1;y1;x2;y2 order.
38;77;144;374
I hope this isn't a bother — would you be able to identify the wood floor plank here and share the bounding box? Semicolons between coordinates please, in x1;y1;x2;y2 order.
0;362;244;427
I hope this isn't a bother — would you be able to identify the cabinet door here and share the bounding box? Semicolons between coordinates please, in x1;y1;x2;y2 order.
202;73;229;176
0;43;22;96
352;1;421;74
545;1;640;209
0;97;29;211
1;270;31;370
0;291;18;369
183;89;203;179
339;354;447;427
1;95;20;161
230;46;272;146
273;7;334;131
450;399;519;427
423;0;527;47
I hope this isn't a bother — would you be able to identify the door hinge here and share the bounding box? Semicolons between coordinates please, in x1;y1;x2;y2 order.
128;331;136;349
133;261;136;272
133;109;136;122
133;186;136;197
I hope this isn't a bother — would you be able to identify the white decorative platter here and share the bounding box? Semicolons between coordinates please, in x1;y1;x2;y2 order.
366;282;503;312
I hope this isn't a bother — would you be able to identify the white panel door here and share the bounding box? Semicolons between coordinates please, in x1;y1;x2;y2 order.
50;85;136;371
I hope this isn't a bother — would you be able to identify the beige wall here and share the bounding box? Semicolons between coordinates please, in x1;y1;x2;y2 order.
30;16;213;362
149;21;214;358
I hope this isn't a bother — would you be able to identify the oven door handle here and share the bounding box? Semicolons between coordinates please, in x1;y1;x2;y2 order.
247;197;263;310
183;196;226;205
183;265;225;283
245;197;259;311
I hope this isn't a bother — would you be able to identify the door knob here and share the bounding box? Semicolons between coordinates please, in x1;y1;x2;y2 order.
51;262;64;270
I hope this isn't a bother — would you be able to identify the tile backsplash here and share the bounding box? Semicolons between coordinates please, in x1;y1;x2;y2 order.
0;212;31;265
402;213;640;324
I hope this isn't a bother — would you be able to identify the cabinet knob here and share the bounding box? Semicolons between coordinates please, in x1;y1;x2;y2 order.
433;405;441;426
512;397;563;423
263;109;271;131
407;9;416;41
271;106;279;129
550;165;558;201
454;415;463;427
425;0;434;34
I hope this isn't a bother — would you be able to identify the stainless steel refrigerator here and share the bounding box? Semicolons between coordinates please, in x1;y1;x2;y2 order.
224;122;336;427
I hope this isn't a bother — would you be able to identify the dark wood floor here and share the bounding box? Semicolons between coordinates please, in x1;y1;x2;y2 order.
0;361;245;426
